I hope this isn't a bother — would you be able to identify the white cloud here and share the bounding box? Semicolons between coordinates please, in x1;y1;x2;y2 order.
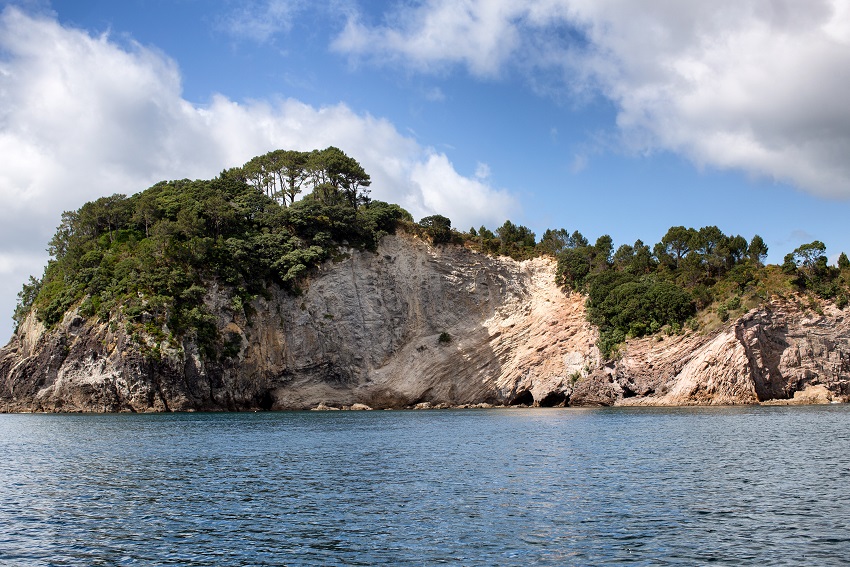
423;86;446;102
332;0;524;77
216;0;304;42
0;7;516;342
474;162;491;179
334;0;850;198
411;154;516;228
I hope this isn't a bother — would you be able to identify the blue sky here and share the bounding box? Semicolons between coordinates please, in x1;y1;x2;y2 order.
1;0;850;341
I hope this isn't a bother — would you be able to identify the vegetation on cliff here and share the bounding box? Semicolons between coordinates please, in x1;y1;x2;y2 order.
413;208;849;358
13;147;850;362
459;222;849;357
14;147;410;358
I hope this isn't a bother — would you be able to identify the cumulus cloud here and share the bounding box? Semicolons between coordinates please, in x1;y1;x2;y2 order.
332;0;523;77
411;154;516;230
334;0;850;197
0;7;516;340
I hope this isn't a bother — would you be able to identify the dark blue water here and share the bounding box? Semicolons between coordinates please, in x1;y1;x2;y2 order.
1;406;849;566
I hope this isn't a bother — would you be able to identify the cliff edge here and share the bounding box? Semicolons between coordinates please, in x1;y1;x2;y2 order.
1;234;848;412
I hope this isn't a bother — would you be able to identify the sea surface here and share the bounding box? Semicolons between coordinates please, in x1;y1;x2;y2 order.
1;405;849;566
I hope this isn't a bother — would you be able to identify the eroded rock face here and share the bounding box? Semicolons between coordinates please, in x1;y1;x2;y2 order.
1;234;849;412
0;234;599;412
616;301;850;406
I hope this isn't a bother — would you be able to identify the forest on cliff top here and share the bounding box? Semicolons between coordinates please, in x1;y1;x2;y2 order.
14;148;850;360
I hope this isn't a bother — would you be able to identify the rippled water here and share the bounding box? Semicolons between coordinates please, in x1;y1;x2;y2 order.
2;406;850;565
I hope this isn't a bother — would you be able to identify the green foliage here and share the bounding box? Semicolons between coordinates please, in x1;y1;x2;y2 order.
19;148;850;369
19;148;409;360
587;273;695;348
537;228;569;256
238;146;371;209
781;240;840;298
593;235;613;271
726;295;741;311
13;276;42;329
553;230;608;292
748;235;768;266
418;214;453;244
495;220;536;260
582;227;849;357
438;331;452;344
470;225;500;254
597;328;626;360
658;226;695;269
357;201;413;247
556;248;592;290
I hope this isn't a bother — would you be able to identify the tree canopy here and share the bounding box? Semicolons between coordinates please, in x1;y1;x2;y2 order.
15;148;405;361
237;146;371;209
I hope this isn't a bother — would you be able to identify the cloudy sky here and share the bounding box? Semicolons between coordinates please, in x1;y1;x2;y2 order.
1;0;850;341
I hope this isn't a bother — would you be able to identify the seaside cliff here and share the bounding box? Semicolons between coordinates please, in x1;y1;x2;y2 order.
1;233;848;412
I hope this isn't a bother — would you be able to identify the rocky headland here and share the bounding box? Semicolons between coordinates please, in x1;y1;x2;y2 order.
1;233;848;412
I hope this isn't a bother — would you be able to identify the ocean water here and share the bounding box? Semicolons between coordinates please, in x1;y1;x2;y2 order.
1;405;849;566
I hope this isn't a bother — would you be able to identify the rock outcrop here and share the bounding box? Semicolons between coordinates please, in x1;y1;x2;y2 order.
613;301;850;406
1;233;848;412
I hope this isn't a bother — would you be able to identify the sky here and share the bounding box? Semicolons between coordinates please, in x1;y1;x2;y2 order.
1;0;850;342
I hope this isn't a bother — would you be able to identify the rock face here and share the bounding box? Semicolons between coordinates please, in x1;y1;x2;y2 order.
612;301;850;406
1;233;849;412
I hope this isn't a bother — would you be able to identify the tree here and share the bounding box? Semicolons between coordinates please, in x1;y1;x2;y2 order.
612;244;634;272
308;147;371;209
631;239;655;275
694;225;727;277
48;211;79;260
243;156;274;199
592;235;613;272
556;247;591;290
538;228;569;256
568;230;588;249
496;220;519;244
496;220;535;248
477;226;495;240
75;194;132;244
419;215;452;244
594;235;613;263
13;276;41;328
747;235;768;266
202;194;237;238
496;220;535;258
659;226;695;269
613;240;653;275
788;241;827;281
791;241;827;269
839;252;850;270
132;191;159;238
266;149;308;206
723;235;748;269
